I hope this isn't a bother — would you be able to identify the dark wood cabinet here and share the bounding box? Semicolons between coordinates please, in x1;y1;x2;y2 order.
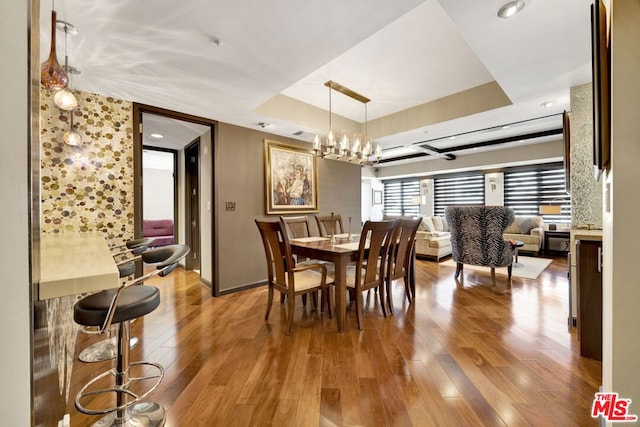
576;239;603;360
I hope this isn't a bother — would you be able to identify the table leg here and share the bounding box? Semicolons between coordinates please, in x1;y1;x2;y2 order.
334;258;346;333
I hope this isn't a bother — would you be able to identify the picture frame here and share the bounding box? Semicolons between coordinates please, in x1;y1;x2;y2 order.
373;190;383;205
264;139;318;215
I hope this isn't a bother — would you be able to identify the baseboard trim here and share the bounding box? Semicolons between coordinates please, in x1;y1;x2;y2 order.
218;280;266;296
200;277;212;288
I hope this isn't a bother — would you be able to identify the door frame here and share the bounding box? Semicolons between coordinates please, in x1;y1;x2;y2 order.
142;145;179;245
133;103;217;293
184;139;201;271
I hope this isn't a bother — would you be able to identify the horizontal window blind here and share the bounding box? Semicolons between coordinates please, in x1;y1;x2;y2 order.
433;174;485;217
504;165;571;223
383;180;420;216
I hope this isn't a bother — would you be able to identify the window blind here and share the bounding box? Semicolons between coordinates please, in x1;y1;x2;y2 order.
504;164;571;223
433;174;485;217
382;180;420;216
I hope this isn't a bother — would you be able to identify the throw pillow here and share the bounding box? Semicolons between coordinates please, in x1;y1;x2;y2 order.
518;217;537;234
421;217;435;232
432;216;444;232
441;216;449;231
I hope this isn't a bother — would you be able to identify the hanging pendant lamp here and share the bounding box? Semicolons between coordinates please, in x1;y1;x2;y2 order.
63;111;82;146
54;21;78;110
41;10;69;90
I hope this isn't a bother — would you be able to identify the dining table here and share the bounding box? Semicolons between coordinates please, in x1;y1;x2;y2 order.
290;234;359;332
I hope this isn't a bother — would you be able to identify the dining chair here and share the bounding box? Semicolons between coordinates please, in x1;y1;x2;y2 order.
255;220;332;335
386;217;422;313
315;214;344;237
280;215;325;306
343;220;397;330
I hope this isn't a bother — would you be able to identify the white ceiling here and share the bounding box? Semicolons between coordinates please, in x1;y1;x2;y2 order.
40;0;593;164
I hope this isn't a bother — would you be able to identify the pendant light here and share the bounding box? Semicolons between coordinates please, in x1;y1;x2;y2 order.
54;21;78;110
63;112;82;146
41;9;69;90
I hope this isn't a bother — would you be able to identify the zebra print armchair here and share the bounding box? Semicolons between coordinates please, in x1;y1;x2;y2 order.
445;206;516;288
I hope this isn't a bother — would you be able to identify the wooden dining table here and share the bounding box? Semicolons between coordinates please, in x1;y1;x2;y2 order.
290;235;359;333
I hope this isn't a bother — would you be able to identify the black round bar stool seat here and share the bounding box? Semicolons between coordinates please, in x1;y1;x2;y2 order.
74;286;160;327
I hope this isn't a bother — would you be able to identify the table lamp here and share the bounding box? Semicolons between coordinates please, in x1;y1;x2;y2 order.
539;204;562;230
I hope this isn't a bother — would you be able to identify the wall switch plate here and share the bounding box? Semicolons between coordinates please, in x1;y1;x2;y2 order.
225;201;236;211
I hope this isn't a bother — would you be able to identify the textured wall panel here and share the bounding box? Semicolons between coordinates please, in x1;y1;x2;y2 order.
40;89;134;246
570;84;603;228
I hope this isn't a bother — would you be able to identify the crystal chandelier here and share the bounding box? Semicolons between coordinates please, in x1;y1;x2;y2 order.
312;81;381;165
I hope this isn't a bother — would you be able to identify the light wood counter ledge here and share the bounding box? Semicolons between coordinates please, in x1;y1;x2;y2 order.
39;232;119;300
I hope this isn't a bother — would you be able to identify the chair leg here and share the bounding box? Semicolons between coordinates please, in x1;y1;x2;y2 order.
455;262;463;279
491;268;496;287
404;276;413;305
355;290;364;330
311;291;318;311
322;287;332;319
265;286;274;320
386;279;394;315
302;294;308;307
508;265;513;280
286;292;295;336
280;293;285;304
377;284;387;317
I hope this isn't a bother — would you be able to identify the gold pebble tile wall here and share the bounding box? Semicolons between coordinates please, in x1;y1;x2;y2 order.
40;88;135;246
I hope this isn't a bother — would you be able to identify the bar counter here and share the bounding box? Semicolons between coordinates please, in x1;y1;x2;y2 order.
39;232;119;300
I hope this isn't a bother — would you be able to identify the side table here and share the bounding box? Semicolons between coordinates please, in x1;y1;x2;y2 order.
544;230;570;254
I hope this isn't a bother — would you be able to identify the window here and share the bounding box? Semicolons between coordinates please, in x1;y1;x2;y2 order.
504;163;571;223
383;180;420;216
433;174;484;217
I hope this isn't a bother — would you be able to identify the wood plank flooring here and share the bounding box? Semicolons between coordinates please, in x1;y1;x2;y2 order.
66;255;601;426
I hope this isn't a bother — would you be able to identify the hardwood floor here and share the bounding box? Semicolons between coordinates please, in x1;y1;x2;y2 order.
67;255;601;426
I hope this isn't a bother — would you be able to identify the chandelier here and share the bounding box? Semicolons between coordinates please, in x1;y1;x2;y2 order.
312;81;381;165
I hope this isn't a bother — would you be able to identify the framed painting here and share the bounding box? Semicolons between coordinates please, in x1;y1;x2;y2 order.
264;140;318;214
373;190;383;205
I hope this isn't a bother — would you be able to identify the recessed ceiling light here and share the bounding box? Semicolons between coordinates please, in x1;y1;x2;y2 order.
150;133;164;139
541;101;556;108
501;125;510;129
449;136;456;140
497;0;525;19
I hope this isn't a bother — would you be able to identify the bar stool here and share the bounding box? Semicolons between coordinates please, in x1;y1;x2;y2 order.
78;237;156;363
74;244;189;427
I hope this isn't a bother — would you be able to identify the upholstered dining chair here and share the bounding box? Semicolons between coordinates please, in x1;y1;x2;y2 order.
445;206;516;289
342;220;397;330
315;214;344;237
255;220;332;335
386;217;422;313
280;215;326;306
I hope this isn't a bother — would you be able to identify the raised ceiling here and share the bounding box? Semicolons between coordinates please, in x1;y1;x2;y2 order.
40;0;593;165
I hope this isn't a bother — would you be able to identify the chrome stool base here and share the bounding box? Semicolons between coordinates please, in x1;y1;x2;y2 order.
79;336;139;363
92;402;165;427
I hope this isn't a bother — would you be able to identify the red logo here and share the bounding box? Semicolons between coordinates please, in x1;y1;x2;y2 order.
592;392;638;422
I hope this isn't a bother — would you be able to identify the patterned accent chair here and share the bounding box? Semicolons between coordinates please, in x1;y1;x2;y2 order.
445;206;516;289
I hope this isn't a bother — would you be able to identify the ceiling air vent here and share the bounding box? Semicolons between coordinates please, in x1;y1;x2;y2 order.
292;130;304;136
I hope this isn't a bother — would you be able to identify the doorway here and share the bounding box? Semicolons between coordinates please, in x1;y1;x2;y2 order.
133;104;217;293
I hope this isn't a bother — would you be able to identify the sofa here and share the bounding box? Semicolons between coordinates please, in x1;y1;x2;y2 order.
143;219;174;247
384;215;452;261
502;215;544;254
414;216;452;261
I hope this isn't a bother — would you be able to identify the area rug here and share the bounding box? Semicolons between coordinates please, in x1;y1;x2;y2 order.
439;256;552;279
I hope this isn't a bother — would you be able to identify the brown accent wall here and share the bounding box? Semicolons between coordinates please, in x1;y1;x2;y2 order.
215;122;362;293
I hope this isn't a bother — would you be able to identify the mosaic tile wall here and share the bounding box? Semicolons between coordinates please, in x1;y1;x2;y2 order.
40;88;135;246
570;83;603;228
39;88;135;405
